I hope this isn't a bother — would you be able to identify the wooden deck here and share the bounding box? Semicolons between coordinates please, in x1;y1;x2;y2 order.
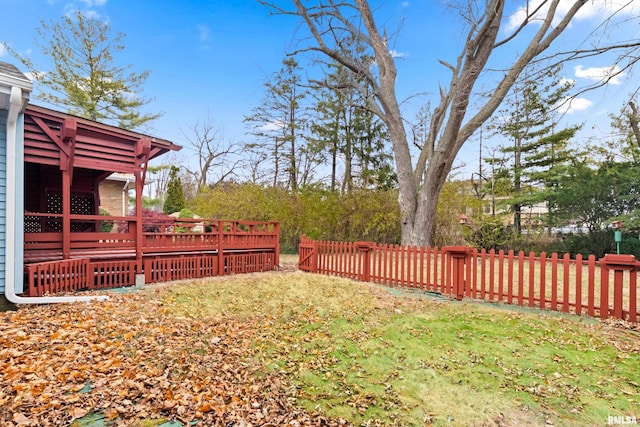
23;218;280;296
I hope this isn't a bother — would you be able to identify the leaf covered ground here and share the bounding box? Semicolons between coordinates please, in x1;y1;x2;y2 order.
1;260;639;426
0;291;349;426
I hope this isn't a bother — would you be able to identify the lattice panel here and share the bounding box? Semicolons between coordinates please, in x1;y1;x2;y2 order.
46;192;62;214
71;193;96;232
24;216;41;233
71;193;94;215
43;192;96;232
46;192;62;231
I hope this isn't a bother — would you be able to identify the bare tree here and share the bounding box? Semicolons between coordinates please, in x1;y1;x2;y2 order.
261;0;640;246
182;113;241;193
244;58;310;191
629;100;640;148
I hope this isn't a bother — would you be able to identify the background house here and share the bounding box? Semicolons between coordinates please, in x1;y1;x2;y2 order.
99;172;135;217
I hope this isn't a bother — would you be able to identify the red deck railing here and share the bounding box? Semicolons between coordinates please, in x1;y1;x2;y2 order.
23;218;280;296
298;236;640;324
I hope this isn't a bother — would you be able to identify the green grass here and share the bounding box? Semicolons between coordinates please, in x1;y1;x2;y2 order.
163;270;640;426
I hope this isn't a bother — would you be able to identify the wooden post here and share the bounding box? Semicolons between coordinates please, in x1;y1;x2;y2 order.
218;220;225;275
61;169;71;259
599;254;640;321
59;118;77;260
274;222;280;269
135;175;144;273
311;240;319;274
356;242;375;282
443;246;473;301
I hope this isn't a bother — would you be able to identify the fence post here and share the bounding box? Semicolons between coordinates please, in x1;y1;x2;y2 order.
274;222;280;269
355;242;375;282
599;254;640;321
443;246;473;301
217;220;225;276
311;239;319;274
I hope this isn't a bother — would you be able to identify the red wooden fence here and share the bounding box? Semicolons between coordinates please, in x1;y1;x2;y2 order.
24;220;280;296
298;236;640;323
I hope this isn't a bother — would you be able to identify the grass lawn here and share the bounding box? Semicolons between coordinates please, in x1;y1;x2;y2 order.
1;257;638;426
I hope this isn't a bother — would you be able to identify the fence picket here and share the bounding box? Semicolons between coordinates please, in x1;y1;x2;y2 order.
629;271;637;323
563;253;571;313
575;254;583;315
298;238;639;324
517;251;524;306
507;250;514;304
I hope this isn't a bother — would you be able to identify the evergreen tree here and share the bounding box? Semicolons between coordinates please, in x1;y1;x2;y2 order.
244;58;311;191
311;57;395;193
553;161;640;233
163;166;185;215
491;66;579;233
10;11;161;130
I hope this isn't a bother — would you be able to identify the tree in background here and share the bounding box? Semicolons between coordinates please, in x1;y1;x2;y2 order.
260;0;639;246
182;113;241;193
492;67;579;233
311;60;395;193
9;11;161;130
189;183;400;252
567;98;640;232
244;58;315;191
550;102;640;257
163;166;185;215
599;97;640;164
626;99;640;149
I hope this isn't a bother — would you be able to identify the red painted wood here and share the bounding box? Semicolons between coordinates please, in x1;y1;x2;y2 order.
575;254;583;315
629;270;637;323
517;251;524;306
507;250;514;304
563;253;571;313
488;249;495;301
479;249;486;299
539;253;547;310
298;239;640;324
498;250;505;301
588;255;596;317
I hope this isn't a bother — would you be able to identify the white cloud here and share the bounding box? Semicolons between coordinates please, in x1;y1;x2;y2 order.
0;42;6;57
506;0;640;31
389;49;408;59
257;121;284;132
574;64;625;85
556;96;593;114
197;25;211;43
84;10;100;19
559;77;575;87
78;0;108;6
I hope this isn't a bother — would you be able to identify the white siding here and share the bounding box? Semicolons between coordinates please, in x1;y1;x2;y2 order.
0;110;6;294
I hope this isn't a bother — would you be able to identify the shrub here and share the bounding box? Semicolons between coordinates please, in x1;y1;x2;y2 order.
554;230;614;259
98;208;114;232
117;208;175;233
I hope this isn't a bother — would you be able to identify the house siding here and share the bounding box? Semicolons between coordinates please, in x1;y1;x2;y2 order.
99;179;129;217
0;110;7;294
14;113;24;294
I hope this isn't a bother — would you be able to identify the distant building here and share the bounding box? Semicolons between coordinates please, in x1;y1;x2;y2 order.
99;172;134;216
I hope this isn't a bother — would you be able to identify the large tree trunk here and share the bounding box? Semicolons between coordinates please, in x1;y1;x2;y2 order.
279;0;593;246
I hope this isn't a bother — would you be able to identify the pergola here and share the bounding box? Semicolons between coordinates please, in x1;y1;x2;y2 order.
23;104;181;266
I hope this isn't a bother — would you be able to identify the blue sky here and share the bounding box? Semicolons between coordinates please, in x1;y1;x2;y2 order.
1;0;639;179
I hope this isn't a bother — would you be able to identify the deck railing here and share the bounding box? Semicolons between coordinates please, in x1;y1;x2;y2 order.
24;217;279;258
298;236;640;324
23;218;280;296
